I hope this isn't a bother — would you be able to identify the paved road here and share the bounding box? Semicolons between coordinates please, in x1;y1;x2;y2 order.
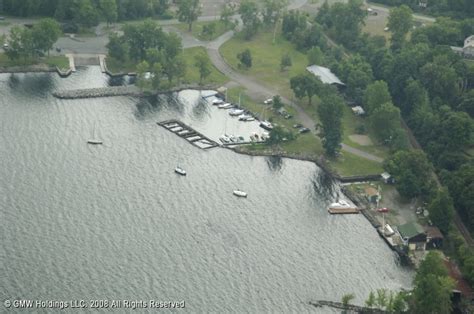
366;1;436;23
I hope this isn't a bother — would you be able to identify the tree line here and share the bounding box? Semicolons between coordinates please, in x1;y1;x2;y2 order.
5;18;61;61
0;0;171;27
369;0;474;19
314;0;474;294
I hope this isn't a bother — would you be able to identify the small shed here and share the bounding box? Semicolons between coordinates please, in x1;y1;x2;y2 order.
425;226;444;249
381;172;394;184
365;186;380;203
397;222;427;251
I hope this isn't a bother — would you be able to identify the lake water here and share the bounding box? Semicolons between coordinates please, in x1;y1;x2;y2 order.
0;67;413;313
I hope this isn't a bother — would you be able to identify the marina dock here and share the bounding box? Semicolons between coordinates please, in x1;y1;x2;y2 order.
157;119;219;150
328;207;360;214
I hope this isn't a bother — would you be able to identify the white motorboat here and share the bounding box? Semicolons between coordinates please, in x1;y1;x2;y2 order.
211;98;224;105
260;120;274;130
175;166;186;176
238;114;252;121
219;135;230;143
229;109;244;116
329;200;351;209
233;190;247;197
218;103;233;109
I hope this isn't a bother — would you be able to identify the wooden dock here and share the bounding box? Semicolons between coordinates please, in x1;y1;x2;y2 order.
157;119;219;150
328;207;360;214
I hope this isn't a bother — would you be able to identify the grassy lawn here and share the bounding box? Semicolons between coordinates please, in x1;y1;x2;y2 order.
219;31;309;100
174;20;233;41
182;47;228;85
329;150;384;176
44;56;69;69
0;53;68;69
341;105;389;159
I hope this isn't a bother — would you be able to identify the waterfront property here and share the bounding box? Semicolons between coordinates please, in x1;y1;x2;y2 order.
397;222;427;251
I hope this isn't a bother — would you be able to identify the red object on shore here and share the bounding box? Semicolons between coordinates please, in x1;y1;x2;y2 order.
377;207;390;213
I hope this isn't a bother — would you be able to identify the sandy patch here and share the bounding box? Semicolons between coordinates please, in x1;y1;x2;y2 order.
349;134;373;146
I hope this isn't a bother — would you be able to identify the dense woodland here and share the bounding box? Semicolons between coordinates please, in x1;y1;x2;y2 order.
371;0;474;18
0;0;171;24
315;0;474;288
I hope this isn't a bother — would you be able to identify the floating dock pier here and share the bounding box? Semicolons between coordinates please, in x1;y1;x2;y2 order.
328;207;360;214
157;119;219;150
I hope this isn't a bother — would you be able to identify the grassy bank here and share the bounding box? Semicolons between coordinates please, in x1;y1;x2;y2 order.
174;20;233;41
219;31;309;100
0;53;68;69
182;47;228;85
106;48;228;85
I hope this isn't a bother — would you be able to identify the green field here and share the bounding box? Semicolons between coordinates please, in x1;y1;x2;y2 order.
182;47;228;85
219;31;309;100
174;20;233;41
0;53;68;69
329;150;384;176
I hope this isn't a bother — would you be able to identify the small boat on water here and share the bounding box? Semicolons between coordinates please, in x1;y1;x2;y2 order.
260;120;274;130
218;103;233;109
212;98;224;105
329;200;351;209
233;190;247;197
229;108;244;116
87;139;103;145
175;166;186;176
328;200;359;214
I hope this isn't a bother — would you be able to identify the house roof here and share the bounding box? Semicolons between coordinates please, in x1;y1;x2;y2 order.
398;222;425;239
465;35;474;48
306;65;345;86
426;226;444;239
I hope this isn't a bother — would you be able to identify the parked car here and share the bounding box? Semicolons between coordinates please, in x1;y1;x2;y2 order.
263;98;273;105
3;43;8;49
299;127;310;134
293;123;303;129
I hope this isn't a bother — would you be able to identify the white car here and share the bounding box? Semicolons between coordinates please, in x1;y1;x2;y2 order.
263;98;273;105
3;43;8;49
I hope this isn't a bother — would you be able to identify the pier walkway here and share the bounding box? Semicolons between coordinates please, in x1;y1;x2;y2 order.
65;54;76;72
157;119;219;150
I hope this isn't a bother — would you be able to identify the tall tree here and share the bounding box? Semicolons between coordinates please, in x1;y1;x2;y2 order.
317;93;344;156
428;189;454;234
100;0;118;26
387;5;413;51
370;102;402;144
239;0;260;40
194;52;211;84
412;251;454;314
32;18;61;56
290;73;322;105
364;80;392;115
177;0;201;31
384;150;435;199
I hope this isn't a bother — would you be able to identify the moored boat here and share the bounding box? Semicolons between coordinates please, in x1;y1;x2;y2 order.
175;166;186;176
229;108;244;116
260;120;274;130
233;190;247;197
218;103;233;109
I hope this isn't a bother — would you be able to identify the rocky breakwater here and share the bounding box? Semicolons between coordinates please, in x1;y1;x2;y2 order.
53;86;142;99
